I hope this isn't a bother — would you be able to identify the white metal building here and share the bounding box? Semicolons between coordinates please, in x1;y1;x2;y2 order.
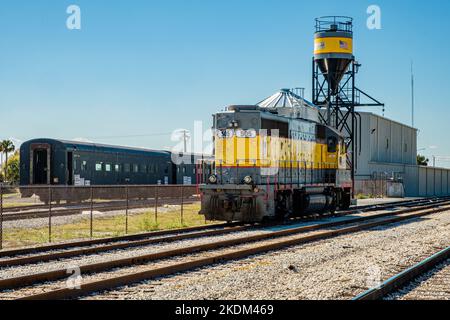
354;112;417;180
351;112;450;197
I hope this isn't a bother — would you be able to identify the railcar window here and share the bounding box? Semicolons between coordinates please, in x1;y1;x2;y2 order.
124;163;130;172
148;164;154;173
95;162;103;171
340;141;346;154
82;161;88;171
261;119;289;138
317;126;326;139
105;164;112;172
133;164;139;173
114;164;121;172
141;165;147;173
327;137;337;153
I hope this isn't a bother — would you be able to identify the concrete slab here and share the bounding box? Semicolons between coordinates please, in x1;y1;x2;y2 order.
356;197;421;207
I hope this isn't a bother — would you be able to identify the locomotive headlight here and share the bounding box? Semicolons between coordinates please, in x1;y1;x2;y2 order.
208;174;218;184
243;176;253;185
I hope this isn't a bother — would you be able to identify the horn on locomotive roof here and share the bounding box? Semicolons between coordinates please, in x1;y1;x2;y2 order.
314;16;354;96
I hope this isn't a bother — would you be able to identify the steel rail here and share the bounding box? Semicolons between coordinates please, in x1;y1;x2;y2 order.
353;246;450;300
337;197;450;214
2;196;198;213
2;196;441;217
1;198;197;221
5;202;450;299
0;224;253;267
0;222;237;257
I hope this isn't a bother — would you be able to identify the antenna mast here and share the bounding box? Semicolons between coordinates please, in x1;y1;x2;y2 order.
411;61;415;128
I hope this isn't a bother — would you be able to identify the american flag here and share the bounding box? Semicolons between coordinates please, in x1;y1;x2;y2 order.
339;40;349;50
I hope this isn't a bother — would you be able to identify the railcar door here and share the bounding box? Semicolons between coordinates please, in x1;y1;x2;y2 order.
67;152;74;185
32;148;49;184
171;162;177;185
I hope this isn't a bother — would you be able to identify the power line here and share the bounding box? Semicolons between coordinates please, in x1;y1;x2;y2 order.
86;132;173;140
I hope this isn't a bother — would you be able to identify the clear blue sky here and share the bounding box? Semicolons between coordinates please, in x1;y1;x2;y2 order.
1;0;449;166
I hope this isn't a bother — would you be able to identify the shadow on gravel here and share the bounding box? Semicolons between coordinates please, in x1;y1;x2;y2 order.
370;216;434;232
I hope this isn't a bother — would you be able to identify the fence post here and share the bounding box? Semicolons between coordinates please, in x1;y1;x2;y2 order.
48;186;52;243
154;185;158;224
90;186;94;238
180;185;184;225
125;186;129;234
0;184;3;250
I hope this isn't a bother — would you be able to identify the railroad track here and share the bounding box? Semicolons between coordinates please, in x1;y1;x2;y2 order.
1;197;446;262
1;198;450;300
0;198;198;221
3;197;194;213
1;196;444;222
391;259;450;300
354;246;450;300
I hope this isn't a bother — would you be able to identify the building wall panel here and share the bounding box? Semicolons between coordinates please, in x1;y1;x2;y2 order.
435;169;443;196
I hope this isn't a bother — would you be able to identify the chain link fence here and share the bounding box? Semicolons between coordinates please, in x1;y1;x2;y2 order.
0;184;206;250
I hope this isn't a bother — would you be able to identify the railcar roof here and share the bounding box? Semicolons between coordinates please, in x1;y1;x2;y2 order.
22;138;171;157
22;138;213;158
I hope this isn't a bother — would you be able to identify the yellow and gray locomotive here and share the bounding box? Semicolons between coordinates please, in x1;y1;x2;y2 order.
199;89;352;222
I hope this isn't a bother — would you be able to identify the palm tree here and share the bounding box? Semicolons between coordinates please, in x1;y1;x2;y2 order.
0;143;4;171
417;154;429;166
1;140;15;181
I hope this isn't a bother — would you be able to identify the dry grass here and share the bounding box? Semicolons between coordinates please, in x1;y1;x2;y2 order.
2;202;38;208
1;202;218;249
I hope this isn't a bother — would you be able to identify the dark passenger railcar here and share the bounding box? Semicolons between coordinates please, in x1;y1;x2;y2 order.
20;138;174;187
170;153;213;185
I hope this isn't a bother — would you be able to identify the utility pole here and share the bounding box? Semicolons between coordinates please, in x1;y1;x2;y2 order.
411;61;414;127
182;130;188;153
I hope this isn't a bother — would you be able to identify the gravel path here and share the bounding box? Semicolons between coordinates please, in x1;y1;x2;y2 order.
83;210;450;300
386;259;450;300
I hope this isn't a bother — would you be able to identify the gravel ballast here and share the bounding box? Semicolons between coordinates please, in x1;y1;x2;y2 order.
84;210;450;300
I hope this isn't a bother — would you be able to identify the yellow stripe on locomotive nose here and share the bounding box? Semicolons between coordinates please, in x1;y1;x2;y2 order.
314;37;353;55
